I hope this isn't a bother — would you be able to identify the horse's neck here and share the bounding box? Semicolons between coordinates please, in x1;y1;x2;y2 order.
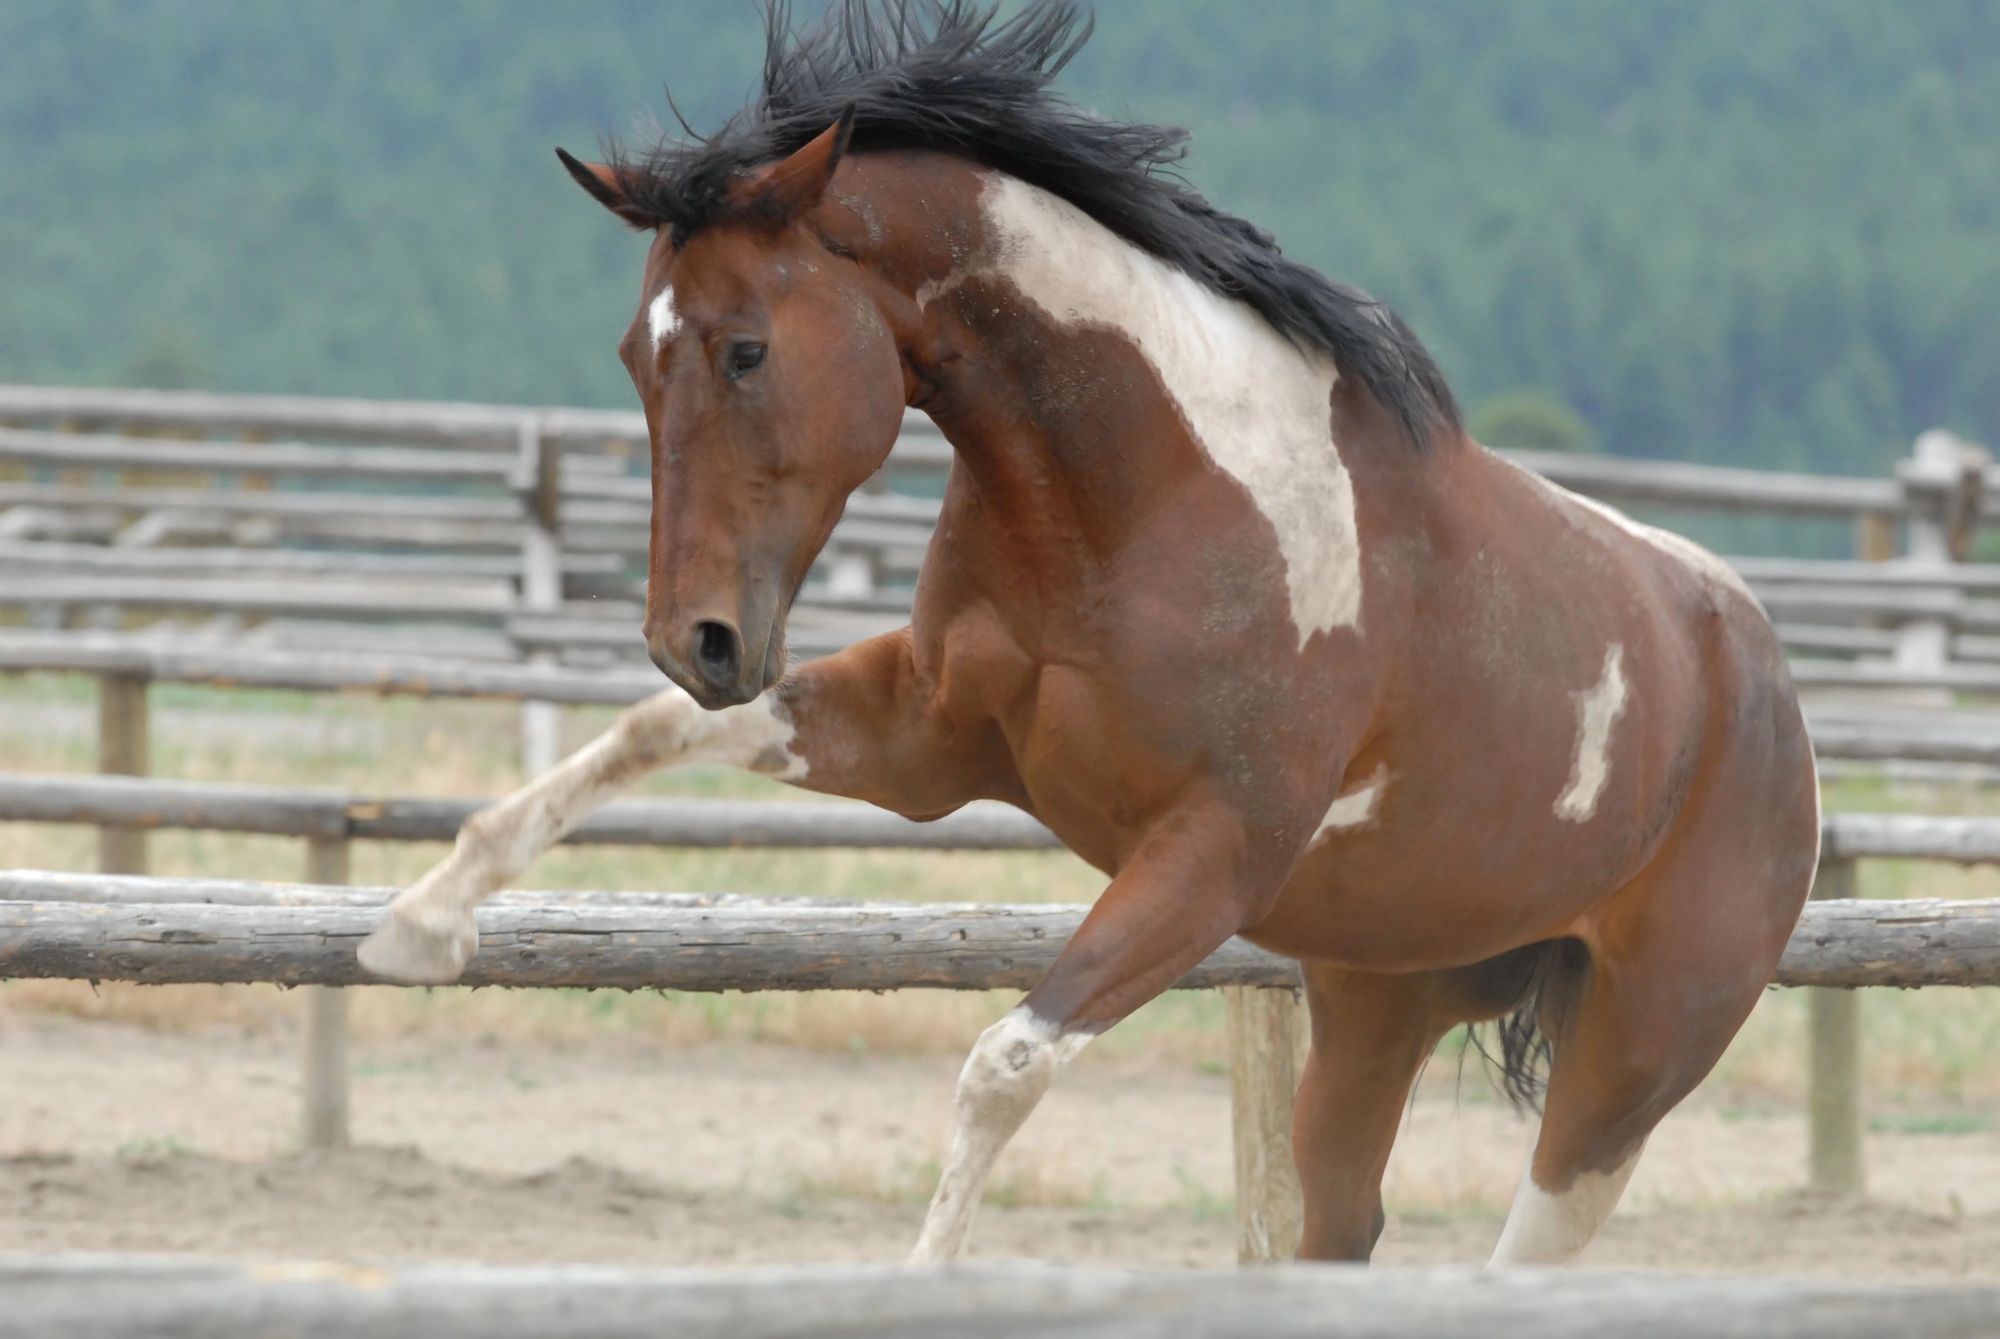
899;169;1371;644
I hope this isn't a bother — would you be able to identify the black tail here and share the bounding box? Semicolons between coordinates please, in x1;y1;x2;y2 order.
1461;938;1581;1112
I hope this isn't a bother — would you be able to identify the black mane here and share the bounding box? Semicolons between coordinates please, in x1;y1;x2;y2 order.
608;0;1459;448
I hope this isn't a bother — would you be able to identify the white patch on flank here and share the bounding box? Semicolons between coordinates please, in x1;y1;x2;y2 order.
1489;1143;1645;1267
647;285;680;352
1554;645;1628;823
936;173;1362;648
909;1007;1090;1263
1313;764;1389;841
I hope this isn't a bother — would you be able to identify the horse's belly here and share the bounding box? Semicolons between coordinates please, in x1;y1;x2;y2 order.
1244;811;1649;970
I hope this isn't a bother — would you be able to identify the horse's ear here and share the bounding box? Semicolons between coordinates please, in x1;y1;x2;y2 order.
735;106;856;223
556;148;658;229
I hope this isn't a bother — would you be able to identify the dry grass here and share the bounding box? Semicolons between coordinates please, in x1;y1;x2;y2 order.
4;671;2000;1104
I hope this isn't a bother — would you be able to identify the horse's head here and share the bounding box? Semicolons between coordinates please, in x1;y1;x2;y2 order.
559;113;906;708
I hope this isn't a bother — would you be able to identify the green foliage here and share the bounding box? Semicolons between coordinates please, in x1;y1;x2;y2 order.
118;328;210;391
3;0;1995;480
1467;389;1593;454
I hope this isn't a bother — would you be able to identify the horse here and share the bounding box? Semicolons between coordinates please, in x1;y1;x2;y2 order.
359;0;1819;1267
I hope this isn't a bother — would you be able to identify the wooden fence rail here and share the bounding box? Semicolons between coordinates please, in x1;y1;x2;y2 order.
13;629;2000;754
2;857;1997;1261
6;385;1999;721
1;381;1953;517
18;769;2000;860
6;1254;1996;1339
1;881;1992;991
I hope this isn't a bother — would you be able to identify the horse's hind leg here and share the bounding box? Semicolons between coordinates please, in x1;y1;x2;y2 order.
1294;952;1545;1261
1489;732;1817;1265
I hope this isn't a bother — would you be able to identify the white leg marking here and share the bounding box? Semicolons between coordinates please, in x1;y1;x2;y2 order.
357;684;804;983
647;285;680;352
908;1007;1091;1264
938;173;1362;648
1489;1143;1645;1266
1313;763;1389;841
1553;645;1628;823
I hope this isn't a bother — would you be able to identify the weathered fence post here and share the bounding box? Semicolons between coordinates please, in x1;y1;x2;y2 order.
1224;984;1309;1263
1853;511;1895;564
514;418;564;775
1892;431;1987;674
95;671;150;874
300;834;352;1151
825;472;888;600
1807;856;1864;1196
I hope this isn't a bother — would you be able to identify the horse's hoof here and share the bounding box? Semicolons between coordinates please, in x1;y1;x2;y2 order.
357;912;476;984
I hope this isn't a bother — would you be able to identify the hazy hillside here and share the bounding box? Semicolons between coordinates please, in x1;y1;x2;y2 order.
4;0;1995;475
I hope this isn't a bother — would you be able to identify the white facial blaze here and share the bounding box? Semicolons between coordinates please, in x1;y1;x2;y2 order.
647;285;680;352
1554;645;1628;823
953;174;1362;647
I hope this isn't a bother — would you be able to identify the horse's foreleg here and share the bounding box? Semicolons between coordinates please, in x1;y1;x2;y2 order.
359;630;979;983
909;807;1271;1263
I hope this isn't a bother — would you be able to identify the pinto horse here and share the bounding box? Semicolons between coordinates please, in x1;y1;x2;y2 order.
360;1;1819;1266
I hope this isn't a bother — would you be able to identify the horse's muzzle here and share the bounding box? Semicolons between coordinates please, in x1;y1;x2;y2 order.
645;607;786;710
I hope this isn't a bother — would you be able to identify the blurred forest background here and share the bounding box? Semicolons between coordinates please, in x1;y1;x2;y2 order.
3;0;1995;475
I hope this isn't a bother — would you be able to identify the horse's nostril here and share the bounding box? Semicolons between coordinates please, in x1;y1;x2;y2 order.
693;620;741;687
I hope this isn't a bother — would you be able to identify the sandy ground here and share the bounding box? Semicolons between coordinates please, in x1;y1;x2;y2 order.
3;1015;1997;1279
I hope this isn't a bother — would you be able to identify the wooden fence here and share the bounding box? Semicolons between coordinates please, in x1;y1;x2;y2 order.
4;384;1999;734
3;384;1999;1257
9;621;2000;1229
5;623;2000;1247
8;763;2000;1251
6;1254;1997;1338
1;867;1996;1267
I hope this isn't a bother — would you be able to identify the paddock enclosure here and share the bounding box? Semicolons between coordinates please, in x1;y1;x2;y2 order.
3;385;2000;1322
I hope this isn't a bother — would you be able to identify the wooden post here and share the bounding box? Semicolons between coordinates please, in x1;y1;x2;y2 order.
515;420;564;775
1854;511;1895;564
1224;984;1309;1263
1806;856;1864;1196
1893;432;1986;676
300;835;352;1151
95;671;150;874
827;473;888;599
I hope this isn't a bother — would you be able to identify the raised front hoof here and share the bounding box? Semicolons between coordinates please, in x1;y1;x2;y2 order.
357;913;477;984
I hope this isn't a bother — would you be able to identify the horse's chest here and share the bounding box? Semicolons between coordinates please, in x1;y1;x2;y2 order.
990;630;1344;873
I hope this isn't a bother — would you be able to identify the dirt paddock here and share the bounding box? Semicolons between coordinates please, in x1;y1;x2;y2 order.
4;1013;1996;1279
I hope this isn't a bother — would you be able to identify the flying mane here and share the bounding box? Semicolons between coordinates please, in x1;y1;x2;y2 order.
604;0;1460;448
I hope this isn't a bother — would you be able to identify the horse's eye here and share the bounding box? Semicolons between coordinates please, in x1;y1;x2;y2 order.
726;341;767;380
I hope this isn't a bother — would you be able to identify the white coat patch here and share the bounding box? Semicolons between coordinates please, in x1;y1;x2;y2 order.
909;1007;1090;1263
1489;1143;1645;1266
1313;764;1388;841
647;286;680;352
1554;645;1628;822
939;174;1362;648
